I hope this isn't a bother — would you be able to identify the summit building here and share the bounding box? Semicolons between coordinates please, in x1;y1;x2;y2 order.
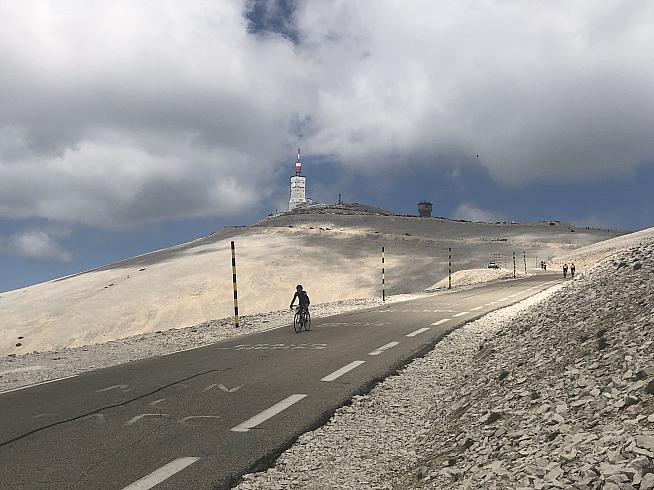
288;148;307;211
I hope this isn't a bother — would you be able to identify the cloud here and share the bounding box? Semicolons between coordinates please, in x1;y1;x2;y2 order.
0;1;653;229
453;202;505;223
295;1;654;184
0;230;73;262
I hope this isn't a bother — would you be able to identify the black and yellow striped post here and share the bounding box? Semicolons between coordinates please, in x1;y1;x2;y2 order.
513;251;516;278
448;247;452;290
230;241;240;328
381;245;386;302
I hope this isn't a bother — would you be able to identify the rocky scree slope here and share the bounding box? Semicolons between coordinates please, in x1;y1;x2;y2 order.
401;239;654;488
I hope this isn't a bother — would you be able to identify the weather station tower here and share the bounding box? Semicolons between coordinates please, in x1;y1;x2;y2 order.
288;148;307;211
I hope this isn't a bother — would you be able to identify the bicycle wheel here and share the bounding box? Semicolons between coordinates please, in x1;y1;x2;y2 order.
293;310;303;333
304;310;311;331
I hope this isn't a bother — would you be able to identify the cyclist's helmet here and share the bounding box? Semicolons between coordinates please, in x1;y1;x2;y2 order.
296;284;303;291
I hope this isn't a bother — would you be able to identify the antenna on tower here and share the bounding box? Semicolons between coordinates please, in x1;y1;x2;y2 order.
295;147;302;175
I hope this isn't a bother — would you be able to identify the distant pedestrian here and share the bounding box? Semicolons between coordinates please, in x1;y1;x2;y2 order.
563;263;568;278
570;263;576;278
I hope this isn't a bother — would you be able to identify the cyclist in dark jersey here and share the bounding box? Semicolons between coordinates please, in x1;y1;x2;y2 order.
290;285;310;312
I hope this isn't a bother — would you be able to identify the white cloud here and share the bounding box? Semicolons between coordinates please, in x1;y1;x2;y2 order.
0;1;653;228
0;230;73;262
453;202;505;223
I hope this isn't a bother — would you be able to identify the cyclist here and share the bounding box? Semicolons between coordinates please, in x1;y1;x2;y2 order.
290;284;310;313
563;263;568;278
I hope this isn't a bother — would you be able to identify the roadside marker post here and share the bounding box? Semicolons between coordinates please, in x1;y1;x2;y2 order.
231;241;240;328
523;251;527;275
381;245;386;302
448;247;452;290
513;251;516;278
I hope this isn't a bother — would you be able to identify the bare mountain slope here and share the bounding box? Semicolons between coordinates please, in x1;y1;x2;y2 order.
0;205;618;354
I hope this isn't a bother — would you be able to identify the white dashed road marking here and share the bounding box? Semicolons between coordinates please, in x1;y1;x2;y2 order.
231;394;307;432
149;398;166;406
321;361;366;382
470;306;483;311
453;312;468;317
368;341;400;356
122;457;200;490
406;327;430;337
498;297;509;302
431;319;450;326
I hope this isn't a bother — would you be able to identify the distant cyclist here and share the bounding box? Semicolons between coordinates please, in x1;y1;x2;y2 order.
563;263;568;278
290;284;310;313
570;263;576;278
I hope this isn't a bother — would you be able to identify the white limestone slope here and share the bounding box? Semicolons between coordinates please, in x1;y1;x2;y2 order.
0;206;618;355
550;226;654;272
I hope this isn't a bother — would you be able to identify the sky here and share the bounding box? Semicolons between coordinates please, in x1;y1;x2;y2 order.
1;0;653;292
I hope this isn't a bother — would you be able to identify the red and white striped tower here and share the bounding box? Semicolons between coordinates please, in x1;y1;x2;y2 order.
295;147;302;175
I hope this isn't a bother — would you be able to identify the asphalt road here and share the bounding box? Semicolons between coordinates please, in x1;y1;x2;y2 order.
0;273;559;489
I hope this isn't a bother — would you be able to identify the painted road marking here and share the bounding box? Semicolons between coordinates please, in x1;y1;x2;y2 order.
216;343;327;351
406;327;430;337
498;297;509;301
368;342;400;356
431;319;450;326
0;375;78;396
219;384;242;393
231;394;307;432
122;457;200;490
149;398;167;406
508;294;517;298
453;312;468;317
484;303;494;306
518;290;527;294
317;321;388;328
126;414;169;426
81;413;106;424
470;306;483;311
321;361;366;382
95;384;129;393
203;384;217;392
180;416;221;426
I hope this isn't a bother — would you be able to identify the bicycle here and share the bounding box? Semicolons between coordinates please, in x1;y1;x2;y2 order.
292;306;311;333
